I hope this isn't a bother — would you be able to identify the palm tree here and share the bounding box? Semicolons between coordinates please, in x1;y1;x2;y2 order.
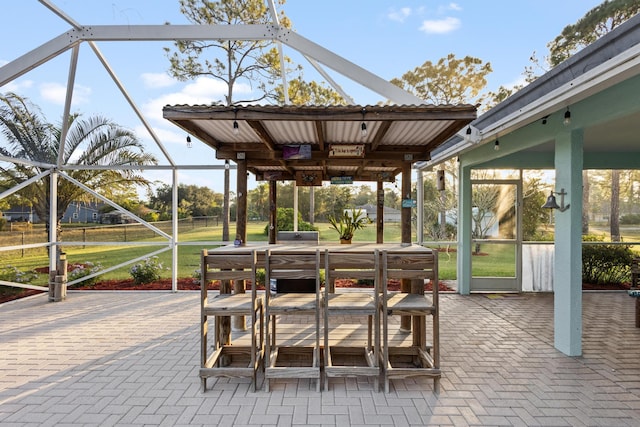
0;92;158;237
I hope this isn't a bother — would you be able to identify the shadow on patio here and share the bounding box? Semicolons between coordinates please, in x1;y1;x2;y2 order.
1;290;640;426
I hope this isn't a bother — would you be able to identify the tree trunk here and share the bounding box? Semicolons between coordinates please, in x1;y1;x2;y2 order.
439;191;446;238
582;170;590;235
611;169;620;242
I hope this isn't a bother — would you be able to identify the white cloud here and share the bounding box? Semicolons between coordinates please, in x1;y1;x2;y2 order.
437;3;462;14
419;17;461;34
141;76;251;124
2;78;34;93
448;3;462;12
141;72;177;89
39;82;92;106
135;123;184;145
388;7;412;23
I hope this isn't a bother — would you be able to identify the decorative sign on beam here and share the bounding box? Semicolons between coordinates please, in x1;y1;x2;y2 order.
282;144;311;160
330;176;353;185
295;170;322;186
376;171;395;182
328;144;365;158
263;171;283;180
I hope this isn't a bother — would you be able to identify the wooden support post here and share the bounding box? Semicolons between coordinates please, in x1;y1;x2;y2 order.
376;182;384;244
48;251;67;302
268;181;277;245
400;162;412;332
233;160;248;331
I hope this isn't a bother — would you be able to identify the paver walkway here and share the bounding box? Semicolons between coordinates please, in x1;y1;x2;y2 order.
1;290;640;426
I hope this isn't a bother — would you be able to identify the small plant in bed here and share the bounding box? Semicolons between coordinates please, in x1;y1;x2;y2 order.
68;262;103;287
130;256;165;285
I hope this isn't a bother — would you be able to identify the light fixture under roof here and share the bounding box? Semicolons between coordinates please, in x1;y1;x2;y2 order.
233;107;240;134
360;107;367;138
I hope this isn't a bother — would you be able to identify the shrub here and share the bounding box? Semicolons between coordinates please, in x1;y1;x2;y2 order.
582;234;635;284
130;256;164;285
263;207;318;235
256;269;265;287
192;268;201;285
620;213;640;225
68;262;103;287
0;265;38;283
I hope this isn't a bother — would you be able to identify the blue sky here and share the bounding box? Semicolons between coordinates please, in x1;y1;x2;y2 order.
1;0;604;194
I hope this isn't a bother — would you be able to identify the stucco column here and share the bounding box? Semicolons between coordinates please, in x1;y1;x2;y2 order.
553;129;583;356
457;163;472;295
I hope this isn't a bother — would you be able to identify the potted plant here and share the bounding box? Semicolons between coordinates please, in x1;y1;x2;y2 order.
327;208;371;244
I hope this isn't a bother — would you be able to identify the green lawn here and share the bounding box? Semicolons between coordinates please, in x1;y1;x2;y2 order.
4;220;640;293
16;220;640;286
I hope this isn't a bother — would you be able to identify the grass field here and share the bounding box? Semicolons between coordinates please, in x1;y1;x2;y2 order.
3;220;639;287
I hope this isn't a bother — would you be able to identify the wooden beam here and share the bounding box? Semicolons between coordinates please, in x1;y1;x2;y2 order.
246;120;277;152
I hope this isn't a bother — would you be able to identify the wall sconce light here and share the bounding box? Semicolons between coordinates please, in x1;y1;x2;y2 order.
563;108;571;125
542;188;570;212
494;139;500;151
186;135;192;148
232;107;240;135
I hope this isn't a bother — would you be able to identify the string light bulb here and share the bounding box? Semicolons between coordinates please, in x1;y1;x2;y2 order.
563;108;571;125
494;139;500;151
232;107;240;135
186;135;192;148
360;107;368;138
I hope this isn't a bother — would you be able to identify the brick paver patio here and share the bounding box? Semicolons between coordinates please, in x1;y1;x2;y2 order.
1;290;640;426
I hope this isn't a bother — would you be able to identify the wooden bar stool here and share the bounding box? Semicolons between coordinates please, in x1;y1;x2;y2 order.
380;249;440;393
264;249;321;392
323;249;380;391
200;249;263;391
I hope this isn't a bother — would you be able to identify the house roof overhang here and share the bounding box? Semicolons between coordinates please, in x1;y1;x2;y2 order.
163;104;476;183
420;13;640;170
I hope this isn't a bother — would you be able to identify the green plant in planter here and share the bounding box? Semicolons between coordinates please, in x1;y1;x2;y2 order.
327;209;371;242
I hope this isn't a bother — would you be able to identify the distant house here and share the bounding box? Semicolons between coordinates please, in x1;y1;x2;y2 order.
4;201;103;224
100;210;135;224
353;204;401;223
61;201;102;224
2;206;34;223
